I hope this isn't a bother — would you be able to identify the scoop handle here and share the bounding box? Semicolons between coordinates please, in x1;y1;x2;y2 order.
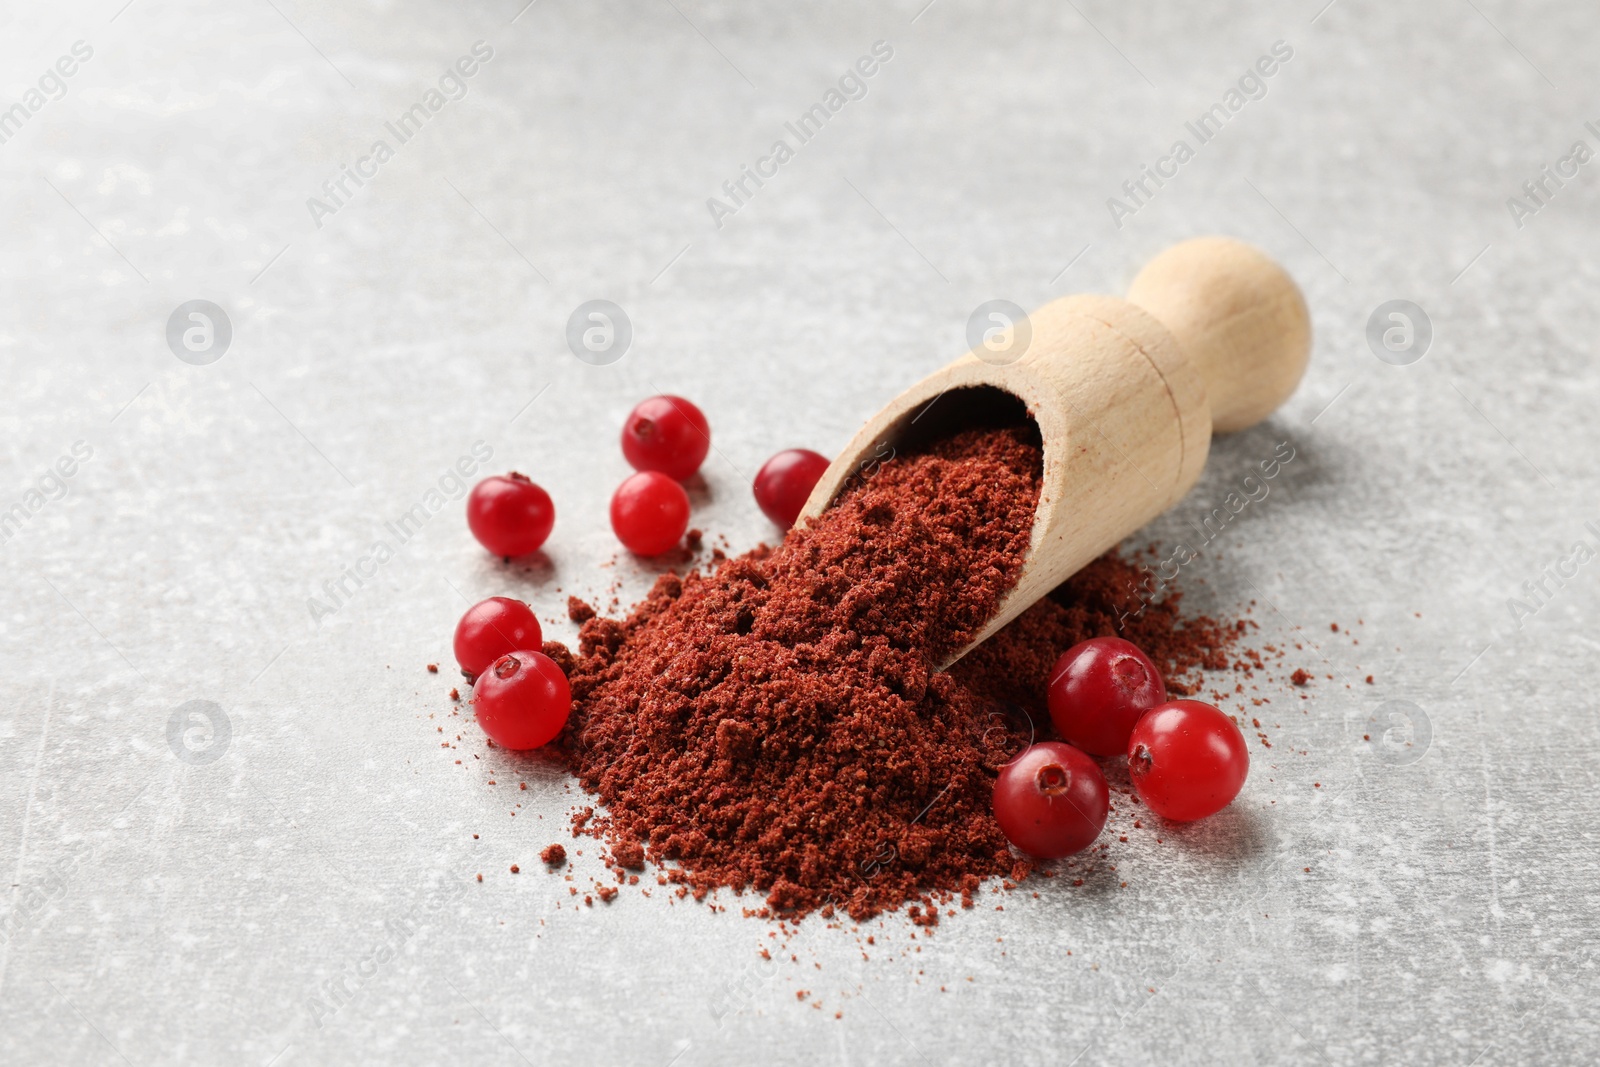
1127;236;1311;434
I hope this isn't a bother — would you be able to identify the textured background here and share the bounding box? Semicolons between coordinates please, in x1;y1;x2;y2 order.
2;0;1597;1063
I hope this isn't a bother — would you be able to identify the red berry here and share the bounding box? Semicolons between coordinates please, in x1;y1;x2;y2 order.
1047;636;1167;757
609;471;690;556
471;650;571;750
466;473;554;557
453;597;542;680
620;395;710;481
1127;700;1249;821
753;449;831;528
992;742;1108;859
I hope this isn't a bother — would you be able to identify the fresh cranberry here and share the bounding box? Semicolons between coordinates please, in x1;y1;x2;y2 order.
992;742;1108;859
1127;700;1249;821
620;395;710;481
471;650;571;750
466;473;554;557
610;471;690;556
453;597;542;681
752;449;830;528
1047;636;1167;757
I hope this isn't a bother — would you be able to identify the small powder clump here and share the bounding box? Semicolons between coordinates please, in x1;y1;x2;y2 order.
540;843;567;866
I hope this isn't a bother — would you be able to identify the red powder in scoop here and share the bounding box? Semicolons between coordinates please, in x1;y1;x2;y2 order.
558;425;1244;922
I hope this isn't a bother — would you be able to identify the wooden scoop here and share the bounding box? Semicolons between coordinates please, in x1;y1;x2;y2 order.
797;236;1311;667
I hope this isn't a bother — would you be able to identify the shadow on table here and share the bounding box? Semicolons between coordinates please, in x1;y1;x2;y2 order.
1148;801;1273;872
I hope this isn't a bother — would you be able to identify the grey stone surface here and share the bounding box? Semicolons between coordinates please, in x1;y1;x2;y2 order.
1;0;1597;1063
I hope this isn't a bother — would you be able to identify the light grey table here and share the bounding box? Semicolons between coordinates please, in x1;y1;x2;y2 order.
2;1;1596;1063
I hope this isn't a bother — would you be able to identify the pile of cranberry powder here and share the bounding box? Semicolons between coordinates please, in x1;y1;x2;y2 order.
547;423;1245;921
